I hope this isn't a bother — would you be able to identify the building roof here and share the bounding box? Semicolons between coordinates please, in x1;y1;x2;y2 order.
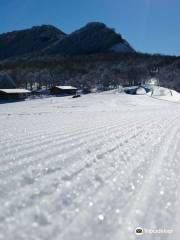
54;86;77;90
0;89;31;94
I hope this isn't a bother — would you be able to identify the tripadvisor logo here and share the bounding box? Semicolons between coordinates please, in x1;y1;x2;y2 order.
135;227;144;235
135;227;174;235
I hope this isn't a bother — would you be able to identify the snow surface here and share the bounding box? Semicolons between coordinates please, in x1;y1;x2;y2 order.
0;91;180;240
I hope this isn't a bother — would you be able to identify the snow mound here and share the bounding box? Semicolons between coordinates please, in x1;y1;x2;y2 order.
149;86;180;103
136;87;147;95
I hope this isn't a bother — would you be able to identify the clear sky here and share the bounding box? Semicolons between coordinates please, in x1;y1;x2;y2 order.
0;0;179;55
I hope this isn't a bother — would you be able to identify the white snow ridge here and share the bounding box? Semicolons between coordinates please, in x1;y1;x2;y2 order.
0;91;180;240
110;41;134;53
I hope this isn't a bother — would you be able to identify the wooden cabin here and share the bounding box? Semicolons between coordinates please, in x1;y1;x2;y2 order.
50;86;77;95
143;78;159;87
0;89;31;100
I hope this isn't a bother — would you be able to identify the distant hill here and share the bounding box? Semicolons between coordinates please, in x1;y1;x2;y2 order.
0;25;66;59
0;22;134;60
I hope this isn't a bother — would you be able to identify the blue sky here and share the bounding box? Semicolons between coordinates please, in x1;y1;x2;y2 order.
0;0;179;55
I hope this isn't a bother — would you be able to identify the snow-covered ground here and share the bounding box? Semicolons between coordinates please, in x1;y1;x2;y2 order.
0;91;180;240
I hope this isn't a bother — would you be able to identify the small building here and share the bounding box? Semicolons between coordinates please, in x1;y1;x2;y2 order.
0;89;31;100
50;86;77;95
124;86;151;95
123;86;138;95
144;78;159;87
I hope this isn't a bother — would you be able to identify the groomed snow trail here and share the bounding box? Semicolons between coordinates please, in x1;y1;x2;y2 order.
0;92;180;240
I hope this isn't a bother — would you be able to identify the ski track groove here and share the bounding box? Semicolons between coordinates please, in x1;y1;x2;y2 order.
0;116;166;199
0;118;155;179
0;120;122;157
0;116;152;201
0;118;124;152
0;118;138;165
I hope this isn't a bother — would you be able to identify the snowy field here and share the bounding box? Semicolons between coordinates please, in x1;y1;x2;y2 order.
0;91;180;240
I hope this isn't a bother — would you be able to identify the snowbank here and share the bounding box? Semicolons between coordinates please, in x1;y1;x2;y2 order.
149;86;180;103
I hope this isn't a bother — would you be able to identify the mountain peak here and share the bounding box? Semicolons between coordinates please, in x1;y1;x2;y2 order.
85;22;107;28
0;22;134;60
45;22;134;55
